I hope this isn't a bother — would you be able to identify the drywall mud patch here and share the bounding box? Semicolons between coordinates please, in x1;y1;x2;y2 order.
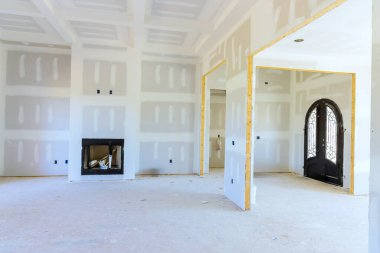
4;140;69;176
5;96;70;130
83;60;126;95
141;102;195;133
82;106;125;138
255;102;290;131
209;20;251;78
141;61;195;93
139;142;194;174
294;73;352;114
225;86;247;139
254;139;290;172
256;68;291;93
6;51;71;87
273;0;329;31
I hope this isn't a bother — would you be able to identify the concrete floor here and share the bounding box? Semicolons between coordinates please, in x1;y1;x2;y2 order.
0;172;368;253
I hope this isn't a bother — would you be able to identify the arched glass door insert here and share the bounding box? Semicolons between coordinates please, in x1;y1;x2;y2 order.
304;99;344;186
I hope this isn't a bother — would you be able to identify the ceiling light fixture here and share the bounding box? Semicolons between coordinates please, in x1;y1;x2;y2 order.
294;39;304;43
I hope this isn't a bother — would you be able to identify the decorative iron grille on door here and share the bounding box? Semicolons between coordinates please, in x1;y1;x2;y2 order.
304;99;344;186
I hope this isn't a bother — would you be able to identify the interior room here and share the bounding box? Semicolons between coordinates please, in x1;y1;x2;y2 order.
254;67;354;189
201;62;226;180
0;0;379;252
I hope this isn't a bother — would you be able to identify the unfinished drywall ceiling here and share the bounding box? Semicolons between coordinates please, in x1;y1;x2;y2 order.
0;0;356;59
150;0;207;20
260;0;371;60
0;0;239;55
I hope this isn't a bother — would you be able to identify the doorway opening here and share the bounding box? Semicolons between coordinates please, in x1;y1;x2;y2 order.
304;99;344;186
208;89;226;177
200;62;227;191
253;66;354;191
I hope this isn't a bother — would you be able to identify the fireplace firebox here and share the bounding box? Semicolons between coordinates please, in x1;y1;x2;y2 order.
81;139;124;175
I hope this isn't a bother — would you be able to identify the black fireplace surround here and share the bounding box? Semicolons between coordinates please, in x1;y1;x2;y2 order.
81;139;124;175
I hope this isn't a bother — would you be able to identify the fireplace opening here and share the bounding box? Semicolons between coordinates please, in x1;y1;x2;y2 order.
81;139;124;175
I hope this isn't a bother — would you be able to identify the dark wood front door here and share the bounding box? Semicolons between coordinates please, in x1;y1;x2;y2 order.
304;99;344;186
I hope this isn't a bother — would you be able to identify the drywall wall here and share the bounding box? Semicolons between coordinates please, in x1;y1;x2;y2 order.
0;44;70;176
254;68;291;172
5;96;70;130
6;51;71;87
0;44;198;179
68;45;131;181
82;60;126;96
209;92;226;168
68;46;198;180
0;43;5;175
139;57;197;175
370;0;380;251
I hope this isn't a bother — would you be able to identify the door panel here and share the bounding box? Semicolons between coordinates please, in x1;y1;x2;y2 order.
304;99;343;186
224;81;247;210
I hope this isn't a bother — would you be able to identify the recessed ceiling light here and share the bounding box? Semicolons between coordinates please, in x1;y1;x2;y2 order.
294;39;304;43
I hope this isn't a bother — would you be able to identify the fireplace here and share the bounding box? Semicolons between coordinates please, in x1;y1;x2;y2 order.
81;139;124;175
